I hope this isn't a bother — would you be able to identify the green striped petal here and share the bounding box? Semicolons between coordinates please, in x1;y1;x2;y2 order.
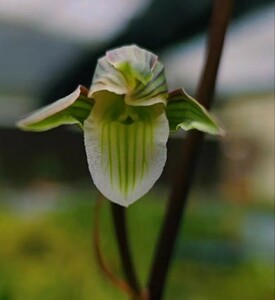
89;56;128;97
84;91;169;206
166;89;224;135
89;45;168;107
126;61;168;107
17;86;94;131
106;44;157;86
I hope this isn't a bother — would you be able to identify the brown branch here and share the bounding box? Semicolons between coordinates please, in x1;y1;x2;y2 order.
147;0;234;299
93;195;138;298
111;203;143;298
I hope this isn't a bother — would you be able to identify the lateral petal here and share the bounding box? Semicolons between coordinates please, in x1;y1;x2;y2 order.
166;89;224;135
17;86;94;131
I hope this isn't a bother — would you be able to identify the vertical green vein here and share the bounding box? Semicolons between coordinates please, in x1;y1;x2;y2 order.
120;124;126;197
132;124;137;191
149;117;154;152
107;122;113;187
141;121;147;176
100;122;105;168
124;124;129;196
116;122;122;192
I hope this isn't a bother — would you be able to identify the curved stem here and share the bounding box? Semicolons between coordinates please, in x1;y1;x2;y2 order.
147;0;233;299
111;203;142;298
93;195;137;297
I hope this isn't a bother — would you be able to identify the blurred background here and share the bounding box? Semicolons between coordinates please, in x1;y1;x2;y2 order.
0;0;274;299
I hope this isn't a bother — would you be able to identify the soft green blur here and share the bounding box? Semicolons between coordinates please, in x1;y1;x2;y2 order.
0;187;273;300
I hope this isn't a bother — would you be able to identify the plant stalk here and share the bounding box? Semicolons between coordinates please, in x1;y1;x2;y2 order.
147;0;233;299
111;203;141;297
93;196;136;297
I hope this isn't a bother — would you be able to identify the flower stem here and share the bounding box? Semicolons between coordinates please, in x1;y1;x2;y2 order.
93;196;136;297
111;203;142;297
147;0;233;299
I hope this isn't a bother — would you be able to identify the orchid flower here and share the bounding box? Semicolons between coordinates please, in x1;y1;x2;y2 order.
17;45;223;207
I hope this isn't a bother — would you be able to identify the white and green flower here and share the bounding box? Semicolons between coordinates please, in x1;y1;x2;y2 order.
17;45;223;206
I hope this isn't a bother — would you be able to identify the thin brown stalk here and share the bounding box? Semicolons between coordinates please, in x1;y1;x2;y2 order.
147;0;233;299
110;203;144;299
93;195;138;298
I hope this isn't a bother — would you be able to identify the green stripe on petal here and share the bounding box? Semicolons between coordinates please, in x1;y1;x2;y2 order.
89;45;168;107
126;62;168;106
84;91;169;206
106;45;157;85
17;85;94;131
166;89;224;135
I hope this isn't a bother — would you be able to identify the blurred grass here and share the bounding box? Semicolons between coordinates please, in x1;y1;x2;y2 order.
0;187;274;300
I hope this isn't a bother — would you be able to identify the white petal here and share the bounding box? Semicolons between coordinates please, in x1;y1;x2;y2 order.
18;86;81;127
106;45;157;85
126;62;168;107
89;57;128;97
17;85;93;131
84;101;169;206
89;46;168;107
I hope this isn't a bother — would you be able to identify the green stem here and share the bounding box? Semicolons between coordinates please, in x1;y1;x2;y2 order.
147;0;233;299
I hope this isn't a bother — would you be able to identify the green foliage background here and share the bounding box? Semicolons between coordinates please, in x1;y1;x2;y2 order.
0;188;273;300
